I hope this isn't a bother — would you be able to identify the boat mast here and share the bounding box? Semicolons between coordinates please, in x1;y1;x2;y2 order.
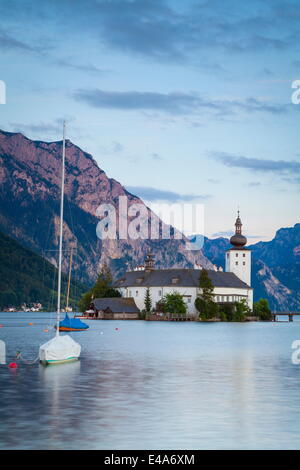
66;246;73;311
56;121;66;336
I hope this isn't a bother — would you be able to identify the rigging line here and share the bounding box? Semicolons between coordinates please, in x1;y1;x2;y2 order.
15;351;39;365
66;195;77;311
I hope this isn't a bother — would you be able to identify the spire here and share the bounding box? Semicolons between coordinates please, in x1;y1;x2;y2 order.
235;210;242;235
230;210;247;248
145;251;155;271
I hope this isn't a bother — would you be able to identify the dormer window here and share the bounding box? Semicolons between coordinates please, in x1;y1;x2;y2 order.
136;278;144;284
171;277;179;284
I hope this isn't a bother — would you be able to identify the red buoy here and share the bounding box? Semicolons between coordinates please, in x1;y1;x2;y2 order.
115;327;119;331
8;362;17;369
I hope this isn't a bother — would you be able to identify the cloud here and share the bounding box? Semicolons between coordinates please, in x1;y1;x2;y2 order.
98;141;124;155
150;153;163;161
9;121;61;135
126;185;210;202
74;89;201;114
73;88;289;117
211;231;234;238
2;0;300;64
54;58;110;74
211;151;300;174
0;30;37;53
249;182;261;187
8;118;84;139
211;230;266;239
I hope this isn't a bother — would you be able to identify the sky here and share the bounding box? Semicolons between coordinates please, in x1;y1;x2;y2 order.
0;0;299;243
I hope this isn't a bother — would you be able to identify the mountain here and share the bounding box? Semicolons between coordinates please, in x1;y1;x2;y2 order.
202;224;300;311
0;231;87;310
0;129;211;286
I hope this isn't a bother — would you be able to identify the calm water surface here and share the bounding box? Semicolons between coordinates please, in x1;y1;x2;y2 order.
0;312;300;450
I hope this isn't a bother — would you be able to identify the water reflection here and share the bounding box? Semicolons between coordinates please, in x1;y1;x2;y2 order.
1;315;300;449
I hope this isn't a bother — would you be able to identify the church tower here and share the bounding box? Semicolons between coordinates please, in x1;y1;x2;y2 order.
145;251;155;272
225;211;251;286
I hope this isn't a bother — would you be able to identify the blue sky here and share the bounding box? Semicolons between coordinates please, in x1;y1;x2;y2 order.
0;0;299;242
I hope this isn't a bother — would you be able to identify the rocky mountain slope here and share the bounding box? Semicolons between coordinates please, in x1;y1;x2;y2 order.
0;129;211;286
202;224;300;311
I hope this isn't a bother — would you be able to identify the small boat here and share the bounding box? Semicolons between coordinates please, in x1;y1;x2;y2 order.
57;313;89;331
39;122;81;366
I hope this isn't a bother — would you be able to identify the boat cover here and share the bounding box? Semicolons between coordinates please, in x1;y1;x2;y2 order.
59;313;89;330
39;334;81;362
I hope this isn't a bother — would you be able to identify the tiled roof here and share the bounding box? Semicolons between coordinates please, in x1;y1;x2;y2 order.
114;269;251;289
92;297;140;313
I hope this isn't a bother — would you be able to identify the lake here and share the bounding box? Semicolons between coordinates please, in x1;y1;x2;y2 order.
0;312;300;450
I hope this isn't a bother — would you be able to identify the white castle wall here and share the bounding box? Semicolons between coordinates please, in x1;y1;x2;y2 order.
225;249;251;287
119;283;253;315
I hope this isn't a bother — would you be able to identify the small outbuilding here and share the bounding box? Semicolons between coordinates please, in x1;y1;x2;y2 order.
86;297;140;320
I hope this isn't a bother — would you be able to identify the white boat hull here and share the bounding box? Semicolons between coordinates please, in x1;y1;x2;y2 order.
39;334;81;366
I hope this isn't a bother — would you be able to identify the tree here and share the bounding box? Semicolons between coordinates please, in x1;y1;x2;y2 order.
232;299;250;321
195;269;219;320
78;263;121;312
253;298;272;321
163;292;187;315
144;287;152;313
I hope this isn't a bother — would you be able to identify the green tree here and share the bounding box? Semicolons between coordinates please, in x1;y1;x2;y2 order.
253;298;272;321
232;299;250;321
195;269;219;320
78;263;121;312
144;287;152;313
219;303;235;321
163;292;187;315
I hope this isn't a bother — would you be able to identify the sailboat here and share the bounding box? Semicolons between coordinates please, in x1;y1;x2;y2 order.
39;123;81;365
56;247;89;332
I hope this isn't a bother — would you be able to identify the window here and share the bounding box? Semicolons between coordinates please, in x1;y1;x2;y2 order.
136;290;138;297
243;261;245;265
129;290;132;297
172;277;179;284
235;261;238;265
226;296;229;302
158;290;162;296
243;253;246;257
236;253;238;257
187;298;191;303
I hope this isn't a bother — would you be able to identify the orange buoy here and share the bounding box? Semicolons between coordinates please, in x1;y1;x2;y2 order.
8;362;17;369
44;329;49;332
28;323;33;326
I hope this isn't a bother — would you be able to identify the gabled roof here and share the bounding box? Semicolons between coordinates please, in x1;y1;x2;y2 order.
114;268;251;289
92;297;140;313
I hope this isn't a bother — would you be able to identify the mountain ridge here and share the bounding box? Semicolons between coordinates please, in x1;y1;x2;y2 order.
0;128;211;285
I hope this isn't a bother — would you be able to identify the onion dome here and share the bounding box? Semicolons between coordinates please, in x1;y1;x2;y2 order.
230;211;247;248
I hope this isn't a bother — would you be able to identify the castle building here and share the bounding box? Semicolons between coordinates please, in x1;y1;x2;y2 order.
114;212;253;315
